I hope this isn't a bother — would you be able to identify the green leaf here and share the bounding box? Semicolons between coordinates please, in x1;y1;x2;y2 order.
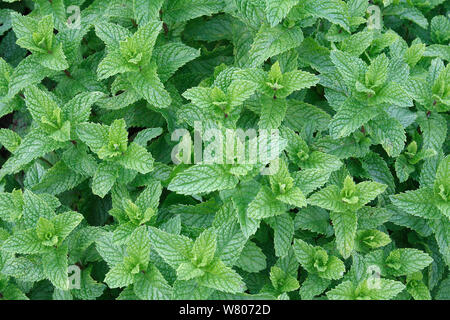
176;262;205;281
330;50;365;88
429;218;450;266
434;155;450;212
417;112;447;154
236;241;267;273
127;63;171;108
76;122;109;155
0;129;21;153
133;0;165;25
52;211;83;239
374;82;412;107
431;15;450;44
361;152;395;194
118;142;154;174
168;164;239;195
97;50;131;80
95;232;126;268
354;229;391;253
71;268;106;300
163;0;225;24
330;210;357;259
355;180;387;205
192;228;217;267
104;262;134;289
1;229;48;254
299;274;331;300
247;185;286;219
32;161;85;195
340;31;373;56
7;55;55;97
385;249;433;276
365;53;389;89
384;4;428;29
308;177;386;213
126;226;151;270
435;277;450;300
391;188;442;219
265;0;298;27
63;91;105;125
92;162;119;198
329;99;380;139
307;185;345;212
404;43;426;68
0;190;23;222
94;22;132;50
267;213;295;257
387;205;433;238
42;245;69;290
0;0;448;302
0;130;65;180
1;256;44;282
367;114;405;157
302;0;350;32
228;79;258;107
214;213;247;266
294;206;333;236
153;43;200;83
148;226;193;269
22;189;56;228
197;259;246;293
293;239;345;280
269;266;299;293
327;279;405;300
249;24;304;68
259;96;287;130
280;70;319;95
136;180;162;211
133;264;173;300
406;273;431;300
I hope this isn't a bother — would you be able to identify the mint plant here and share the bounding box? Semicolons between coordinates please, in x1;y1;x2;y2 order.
0;0;448;301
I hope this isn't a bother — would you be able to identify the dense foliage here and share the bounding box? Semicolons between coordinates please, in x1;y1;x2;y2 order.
0;0;449;300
